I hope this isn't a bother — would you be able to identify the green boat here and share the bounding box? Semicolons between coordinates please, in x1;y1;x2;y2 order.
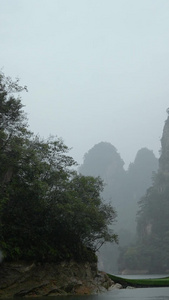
107;274;169;288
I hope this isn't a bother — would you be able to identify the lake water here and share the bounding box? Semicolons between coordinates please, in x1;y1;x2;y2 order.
12;288;169;300
54;274;169;300
62;288;169;300
102;274;169;299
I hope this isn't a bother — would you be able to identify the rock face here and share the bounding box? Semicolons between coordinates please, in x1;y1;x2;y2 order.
0;260;113;297
159;114;169;172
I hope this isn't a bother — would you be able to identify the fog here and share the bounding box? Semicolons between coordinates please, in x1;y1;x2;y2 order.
1;0;169;168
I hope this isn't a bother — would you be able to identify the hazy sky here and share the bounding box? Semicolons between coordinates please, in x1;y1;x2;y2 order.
1;0;169;168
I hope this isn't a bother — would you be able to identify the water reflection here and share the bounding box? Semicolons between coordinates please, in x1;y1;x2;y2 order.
11;287;169;300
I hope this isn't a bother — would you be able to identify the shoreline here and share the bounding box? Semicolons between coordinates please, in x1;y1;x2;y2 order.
0;260;113;297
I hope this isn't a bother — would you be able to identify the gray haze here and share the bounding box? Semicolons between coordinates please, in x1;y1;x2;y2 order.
1;0;169;168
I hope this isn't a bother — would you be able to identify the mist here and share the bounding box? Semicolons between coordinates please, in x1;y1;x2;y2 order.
1;0;169;278
1;0;169;169
79;142;158;272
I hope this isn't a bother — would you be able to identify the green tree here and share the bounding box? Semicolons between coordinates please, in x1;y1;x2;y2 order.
0;73;29;185
0;72;117;262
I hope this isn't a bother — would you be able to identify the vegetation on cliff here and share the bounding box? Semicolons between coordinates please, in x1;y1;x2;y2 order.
79;141;158;272
0;72;117;262
119;111;169;273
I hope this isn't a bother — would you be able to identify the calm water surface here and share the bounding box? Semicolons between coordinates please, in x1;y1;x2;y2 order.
12;288;169;300
54;274;169;300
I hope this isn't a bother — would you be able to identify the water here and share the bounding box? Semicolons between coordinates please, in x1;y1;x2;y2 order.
43;288;169;300
104;287;169;299
12;288;169;300
9;287;169;300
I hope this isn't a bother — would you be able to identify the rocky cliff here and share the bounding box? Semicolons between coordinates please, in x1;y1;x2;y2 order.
159;114;169;172
0;260;113;297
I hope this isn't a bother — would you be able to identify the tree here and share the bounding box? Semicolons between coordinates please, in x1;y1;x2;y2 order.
0;73;29;185
0;72;117;262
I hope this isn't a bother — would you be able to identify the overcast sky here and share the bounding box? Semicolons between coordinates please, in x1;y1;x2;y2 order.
1;0;169;168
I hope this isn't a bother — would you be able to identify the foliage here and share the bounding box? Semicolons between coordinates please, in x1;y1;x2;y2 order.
119;114;169;273
0;72;117;262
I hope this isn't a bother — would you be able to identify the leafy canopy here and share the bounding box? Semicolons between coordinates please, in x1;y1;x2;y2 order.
0;72;117;262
